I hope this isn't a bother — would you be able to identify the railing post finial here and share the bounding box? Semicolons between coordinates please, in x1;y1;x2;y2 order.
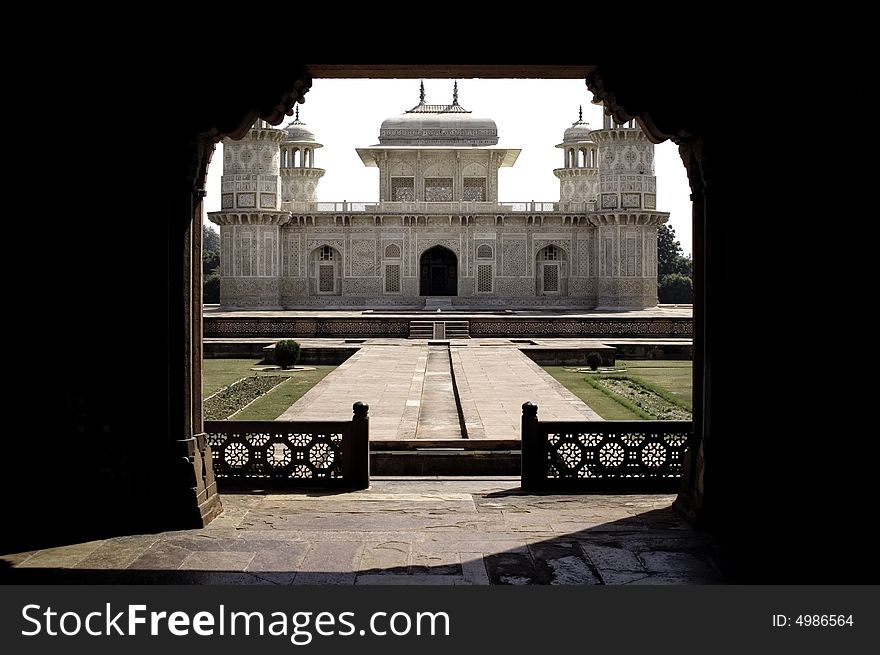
349;402;370;490
521;401;541;490
353;401;369;419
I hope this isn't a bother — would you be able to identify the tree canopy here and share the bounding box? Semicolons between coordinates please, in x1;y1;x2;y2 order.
658;224;693;303
203;224;220;252
658;224;691;277
203;224;220;304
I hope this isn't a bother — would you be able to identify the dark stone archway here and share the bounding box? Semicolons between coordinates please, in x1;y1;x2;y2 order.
12;61;865;584
419;246;457;296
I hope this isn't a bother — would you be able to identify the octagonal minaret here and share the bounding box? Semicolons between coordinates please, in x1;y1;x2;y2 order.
208;119;290;307
280;106;325;209
554;106;599;210
589;114;669;308
592;113;657;212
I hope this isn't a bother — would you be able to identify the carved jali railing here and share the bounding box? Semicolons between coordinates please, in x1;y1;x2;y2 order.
520;402;691;491
204;402;369;489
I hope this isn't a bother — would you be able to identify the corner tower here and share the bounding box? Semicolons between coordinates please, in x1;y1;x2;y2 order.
589;114;669;308
280;106;325;208
554;106;598;209
208;119;289;307
593;113;658;213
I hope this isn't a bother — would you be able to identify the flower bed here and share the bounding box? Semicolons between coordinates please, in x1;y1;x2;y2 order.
594;377;692;420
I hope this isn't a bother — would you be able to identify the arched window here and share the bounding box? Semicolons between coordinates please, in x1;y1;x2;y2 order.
384;243;401;258
476;244;493;259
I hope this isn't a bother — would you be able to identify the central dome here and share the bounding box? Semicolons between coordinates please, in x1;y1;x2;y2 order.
378;82;498;146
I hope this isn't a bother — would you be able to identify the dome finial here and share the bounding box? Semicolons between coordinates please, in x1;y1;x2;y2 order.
419;80;425;104
578;105;583;122
289;104;304;125
453;81;459;105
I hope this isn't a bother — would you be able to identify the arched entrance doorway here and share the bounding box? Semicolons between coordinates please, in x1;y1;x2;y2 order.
536;244;568;296
420;246;458;296
309;244;341;295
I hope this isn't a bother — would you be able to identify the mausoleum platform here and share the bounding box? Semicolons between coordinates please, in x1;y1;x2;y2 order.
204;305;692;340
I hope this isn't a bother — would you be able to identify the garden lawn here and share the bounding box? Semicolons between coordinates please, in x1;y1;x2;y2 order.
623;360;693;410
203;359;262;397
543;360;693;419
543;366;641;419
203;359;336;420
234;365;335;420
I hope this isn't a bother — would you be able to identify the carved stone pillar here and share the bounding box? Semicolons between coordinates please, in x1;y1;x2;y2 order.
168;72;311;528
672;135;707;523
168;135;223;528
587;67;712;523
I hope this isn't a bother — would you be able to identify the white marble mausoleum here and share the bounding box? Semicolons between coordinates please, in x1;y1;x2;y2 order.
208;83;669;309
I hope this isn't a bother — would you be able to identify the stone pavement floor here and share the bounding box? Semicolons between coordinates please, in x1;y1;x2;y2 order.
0;479;725;584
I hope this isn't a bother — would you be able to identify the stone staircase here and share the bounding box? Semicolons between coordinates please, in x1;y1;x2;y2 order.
408;320;470;339
444;320;470;339
409;320;434;339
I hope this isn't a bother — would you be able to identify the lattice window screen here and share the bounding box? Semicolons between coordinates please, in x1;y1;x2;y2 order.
391;177;414;201
425;178;453;201
477;264;493;293
543;265;559;292
463;177;486;201
319;264;334;292
384;264;400;293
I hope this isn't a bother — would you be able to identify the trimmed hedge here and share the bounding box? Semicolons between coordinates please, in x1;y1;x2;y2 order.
275;340;301;369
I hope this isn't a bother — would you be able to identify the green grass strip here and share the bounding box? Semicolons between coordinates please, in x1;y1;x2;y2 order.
234;365;336;420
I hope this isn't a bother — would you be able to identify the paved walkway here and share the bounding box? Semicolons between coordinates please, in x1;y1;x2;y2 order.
279;342;599;440
453;345;599;439
279;344;426;439
0;479;724;584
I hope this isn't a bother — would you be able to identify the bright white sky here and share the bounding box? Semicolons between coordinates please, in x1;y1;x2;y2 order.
205;78;692;255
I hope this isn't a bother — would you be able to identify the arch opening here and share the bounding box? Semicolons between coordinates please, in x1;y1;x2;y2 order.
419;245;457;296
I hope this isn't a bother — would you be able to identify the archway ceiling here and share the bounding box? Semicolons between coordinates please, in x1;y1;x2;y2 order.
306;65;596;78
